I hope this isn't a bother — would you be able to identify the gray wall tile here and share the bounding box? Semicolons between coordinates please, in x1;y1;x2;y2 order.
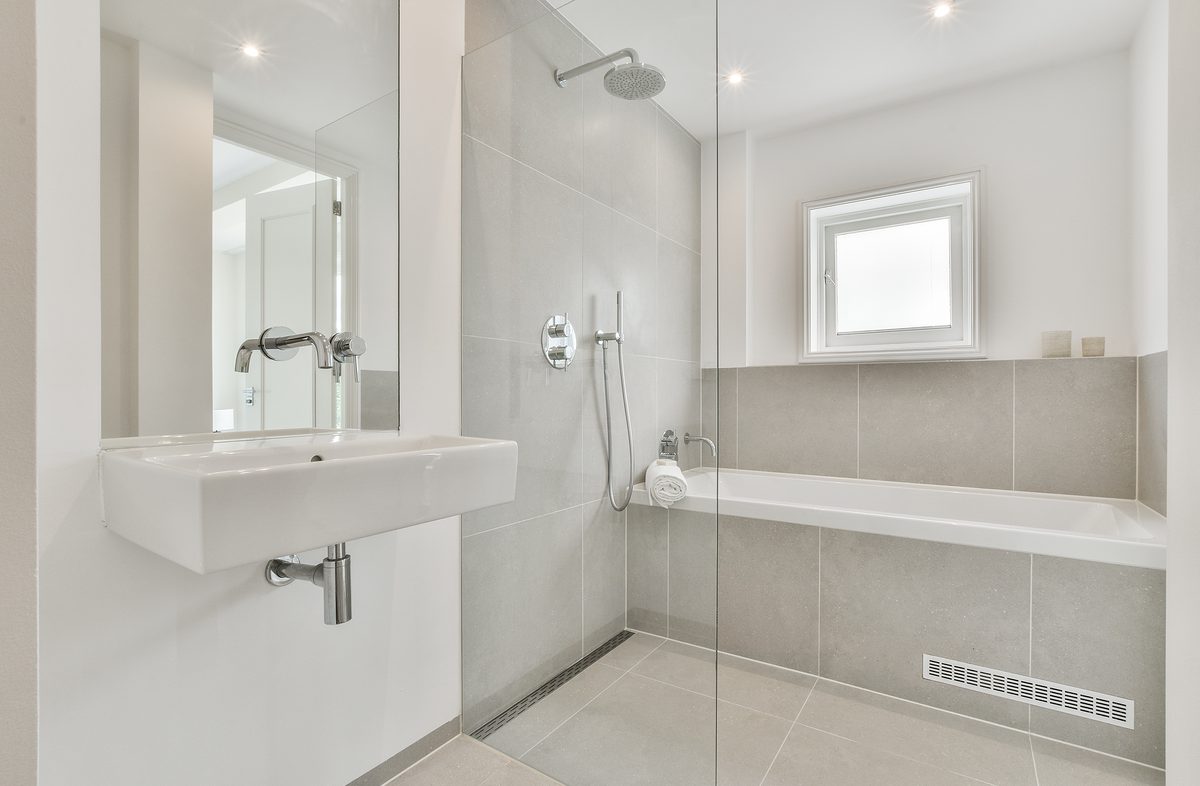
819;530;1031;727
465;0;548;55
462;138;583;345
1015;358;1137;498
359;370;398;430
583;202;657;357
1138;352;1168;514
609;98;658;228
655;110;701;252
737;365;858;477
860;360;1014;489
1030;557;1165;767
656;237;701;363
463;13;584;188
462;507;583;730
657;359;703;470
668;508;717;648
718;516;819;673
461;337;582;536
702;368;737;469
583;350;657;498
583;501;626;652
627;503;668;636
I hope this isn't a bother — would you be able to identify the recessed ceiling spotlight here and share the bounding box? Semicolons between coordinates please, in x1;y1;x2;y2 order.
241;44;262;58
727;70;744;85
932;1;954;19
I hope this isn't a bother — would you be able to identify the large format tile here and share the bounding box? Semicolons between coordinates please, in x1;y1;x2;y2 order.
582;501;626;652
631;639;716;697
1014;357;1137;498
701;368;737;469
656;237;701;363
461;337;583;535
627;504;668;636
736;365;858;478
1137;351;1167;514
359;370;399;430
389;736;511;786
656;110;701;252
462;139;583;346
608;96;658;228
859;360;1015;489
716;701;794;786
1030;736;1165;786
465;0;547;54
463;13;584;189
797;681;1038;786
819;529;1032;726
596;631;664;672
656;359;703;470
667;508;717;648
718;515;819;673
480;762;564;786
582;351;656;499
1030;556;1165;767
484;663;624;758
462;508;584;730
582;203;657;358
522;673;717;786
762;724;977;786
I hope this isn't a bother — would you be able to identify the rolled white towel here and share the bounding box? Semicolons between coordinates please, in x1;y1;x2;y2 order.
646;459;687;508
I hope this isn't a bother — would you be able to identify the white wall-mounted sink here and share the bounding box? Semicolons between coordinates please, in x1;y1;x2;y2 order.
100;430;517;573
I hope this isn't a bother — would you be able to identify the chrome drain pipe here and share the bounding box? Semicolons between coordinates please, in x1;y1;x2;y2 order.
265;544;352;625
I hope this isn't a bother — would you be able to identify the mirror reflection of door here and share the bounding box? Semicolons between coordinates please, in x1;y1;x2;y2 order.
210;137;348;433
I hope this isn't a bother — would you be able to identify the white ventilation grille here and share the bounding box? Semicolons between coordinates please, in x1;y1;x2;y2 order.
923;655;1134;729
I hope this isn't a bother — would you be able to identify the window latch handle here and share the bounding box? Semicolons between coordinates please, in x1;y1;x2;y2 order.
823;270;837;287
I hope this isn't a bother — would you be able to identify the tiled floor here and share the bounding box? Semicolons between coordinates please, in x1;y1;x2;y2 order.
393;633;1165;786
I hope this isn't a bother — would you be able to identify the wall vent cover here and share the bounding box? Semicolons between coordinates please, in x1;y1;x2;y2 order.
923;654;1134;729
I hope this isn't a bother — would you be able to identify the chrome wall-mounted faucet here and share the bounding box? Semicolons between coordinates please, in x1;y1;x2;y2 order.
235;326;334;373
684;432;717;458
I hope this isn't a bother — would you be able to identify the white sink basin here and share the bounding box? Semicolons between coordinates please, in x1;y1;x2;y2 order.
100;430;518;573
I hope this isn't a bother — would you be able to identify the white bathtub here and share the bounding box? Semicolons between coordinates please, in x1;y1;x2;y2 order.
632;467;1167;569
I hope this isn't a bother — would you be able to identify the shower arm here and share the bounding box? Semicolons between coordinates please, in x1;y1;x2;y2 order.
555;48;642;87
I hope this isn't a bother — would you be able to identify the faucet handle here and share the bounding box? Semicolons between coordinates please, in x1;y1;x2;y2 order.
332;332;367;383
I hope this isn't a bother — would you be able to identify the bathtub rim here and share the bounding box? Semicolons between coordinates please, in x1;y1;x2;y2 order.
632;467;1167;571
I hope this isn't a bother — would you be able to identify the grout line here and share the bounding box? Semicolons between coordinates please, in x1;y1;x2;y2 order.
1134;356;1141;501
463;500;603;540
817;527;822;676
758;682;816;786
855;365;861;478
1024;730;1166;773
1011;361;1017;490
518;635;666;758
463;133;702;257
1028;553;1034;733
665;507;671;640
1028;733;1041;786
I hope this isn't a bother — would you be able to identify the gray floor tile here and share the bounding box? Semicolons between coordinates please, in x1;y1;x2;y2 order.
1031;737;1165;786
798;681;1038;786
522;672;717;786
389;736;510;786
761;724;976;786
632;640;816;721
597;631;665;672
480;761;564;785
486;664;624;758
717;701;794;786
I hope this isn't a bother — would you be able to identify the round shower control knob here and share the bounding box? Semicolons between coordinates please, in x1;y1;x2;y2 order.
333;333;367;358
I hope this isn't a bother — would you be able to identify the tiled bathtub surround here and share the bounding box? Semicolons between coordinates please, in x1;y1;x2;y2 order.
460;0;702;731
704;354;1168;508
626;507;1166;767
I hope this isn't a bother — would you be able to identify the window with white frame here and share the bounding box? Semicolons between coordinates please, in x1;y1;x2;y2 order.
801;173;981;361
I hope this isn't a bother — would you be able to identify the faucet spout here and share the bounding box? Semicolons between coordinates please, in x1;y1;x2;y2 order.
268;331;334;369
234;327;335;373
234;339;260;373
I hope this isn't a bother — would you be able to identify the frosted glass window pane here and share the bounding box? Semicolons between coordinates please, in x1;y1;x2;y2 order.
834;217;953;334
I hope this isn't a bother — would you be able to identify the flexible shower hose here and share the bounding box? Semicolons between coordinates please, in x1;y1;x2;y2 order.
601;339;634;511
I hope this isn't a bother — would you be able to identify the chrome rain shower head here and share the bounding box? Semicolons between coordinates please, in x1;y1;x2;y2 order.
554;48;666;100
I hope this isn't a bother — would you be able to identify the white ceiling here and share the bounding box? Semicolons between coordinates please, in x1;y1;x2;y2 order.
212;138;277;191
559;0;1151;139
101;0;396;143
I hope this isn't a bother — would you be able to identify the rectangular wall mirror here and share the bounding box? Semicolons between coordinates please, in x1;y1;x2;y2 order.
99;0;399;439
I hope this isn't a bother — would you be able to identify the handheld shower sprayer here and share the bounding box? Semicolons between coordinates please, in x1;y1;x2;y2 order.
596;292;634;512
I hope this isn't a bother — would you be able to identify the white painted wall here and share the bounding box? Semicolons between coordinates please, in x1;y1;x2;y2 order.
1166;1;1200;781
1131;0;1169;356
746;53;1133;365
36;3;466;786
1;0;38;780
135;42;214;434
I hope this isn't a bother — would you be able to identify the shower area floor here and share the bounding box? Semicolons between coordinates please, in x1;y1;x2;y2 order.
391;633;1163;786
